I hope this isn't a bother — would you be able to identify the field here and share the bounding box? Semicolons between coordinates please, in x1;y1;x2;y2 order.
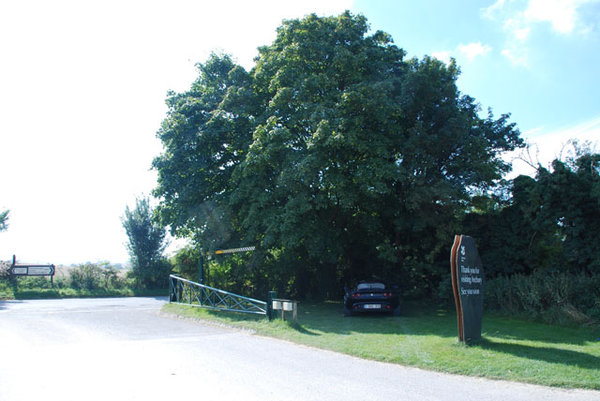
163;301;600;390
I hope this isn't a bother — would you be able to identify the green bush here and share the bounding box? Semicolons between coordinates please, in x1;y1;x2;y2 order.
485;270;600;325
0;279;14;299
170;246;200;280
17;276;54;289
69;262;127;291
2;261;168;299
70;263;104;290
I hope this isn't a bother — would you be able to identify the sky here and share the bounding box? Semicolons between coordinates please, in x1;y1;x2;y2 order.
1;0;599;265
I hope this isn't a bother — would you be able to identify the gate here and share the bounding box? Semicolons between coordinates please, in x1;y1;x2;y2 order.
169;274;267;316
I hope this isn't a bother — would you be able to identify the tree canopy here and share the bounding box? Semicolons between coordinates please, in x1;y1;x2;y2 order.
465;148;600;277
153;12;522;298
122;196;170;288
0;210;8;232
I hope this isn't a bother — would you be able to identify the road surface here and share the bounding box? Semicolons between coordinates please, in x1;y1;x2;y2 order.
0;297;598;401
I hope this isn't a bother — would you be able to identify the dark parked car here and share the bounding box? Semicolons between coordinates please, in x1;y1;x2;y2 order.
343;281;400;316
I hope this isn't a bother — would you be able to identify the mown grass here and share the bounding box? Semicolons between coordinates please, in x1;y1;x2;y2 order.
162;301;600;390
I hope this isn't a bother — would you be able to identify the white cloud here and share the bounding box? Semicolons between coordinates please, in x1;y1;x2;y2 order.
483;0;598;66
524;0;581;34
506;115;600;177
504;18;531;40
431;51;452;64
485;0;597;37
431;43;491;65
458;42;492;61
482;0;507;20
501;47;529;67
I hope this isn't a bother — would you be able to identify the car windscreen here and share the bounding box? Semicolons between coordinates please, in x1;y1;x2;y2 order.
357;283;385;291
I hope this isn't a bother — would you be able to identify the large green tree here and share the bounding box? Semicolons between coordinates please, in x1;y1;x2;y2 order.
122;197;170;288
153;12;522;298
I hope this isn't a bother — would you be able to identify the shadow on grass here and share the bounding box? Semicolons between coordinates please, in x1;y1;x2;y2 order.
295;301;458;338
481;315;599;346
199;308;322;336
168;300;599;354
477;338;600;370
287;321;320;335
296;302;599;346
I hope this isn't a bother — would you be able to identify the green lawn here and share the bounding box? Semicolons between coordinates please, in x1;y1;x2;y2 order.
162;301;600;390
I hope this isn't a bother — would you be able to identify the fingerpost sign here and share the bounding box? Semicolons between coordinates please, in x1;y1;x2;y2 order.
9;255;56;282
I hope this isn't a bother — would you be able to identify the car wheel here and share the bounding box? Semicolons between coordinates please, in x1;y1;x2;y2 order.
343;306;353;317
392;305;401;316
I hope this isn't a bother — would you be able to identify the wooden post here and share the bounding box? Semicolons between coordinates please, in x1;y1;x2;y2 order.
450;235;464;342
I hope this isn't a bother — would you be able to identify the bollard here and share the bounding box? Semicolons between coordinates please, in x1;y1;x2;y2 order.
267;291;278;321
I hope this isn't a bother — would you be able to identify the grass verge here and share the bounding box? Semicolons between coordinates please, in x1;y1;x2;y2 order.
162;301;600;390
0;283;167;300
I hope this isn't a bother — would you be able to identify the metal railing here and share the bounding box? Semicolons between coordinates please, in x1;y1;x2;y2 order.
169;275;267;315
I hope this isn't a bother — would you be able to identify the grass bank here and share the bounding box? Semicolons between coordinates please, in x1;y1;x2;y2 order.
13;288;167;299
163;301;600;390
0;282;167;300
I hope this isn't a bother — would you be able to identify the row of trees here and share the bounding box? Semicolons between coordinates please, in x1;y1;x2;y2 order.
124;12;598;316
466;147;600;277
151;12;524;299
478;148;600;323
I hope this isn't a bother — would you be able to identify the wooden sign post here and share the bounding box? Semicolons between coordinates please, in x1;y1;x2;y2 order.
9;255;56;285
450;235;484;344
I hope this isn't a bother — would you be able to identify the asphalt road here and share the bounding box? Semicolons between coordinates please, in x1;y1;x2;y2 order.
0;297;598;401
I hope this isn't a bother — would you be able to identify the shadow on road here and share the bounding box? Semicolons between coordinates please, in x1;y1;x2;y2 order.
0;300;23;310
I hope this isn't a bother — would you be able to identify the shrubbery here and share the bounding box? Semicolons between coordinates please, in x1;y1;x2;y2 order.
0;262;148;299
485;270;600;325
69;262;127;290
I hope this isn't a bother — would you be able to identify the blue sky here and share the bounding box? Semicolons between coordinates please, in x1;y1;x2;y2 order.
356;0;600;136
1;0;598;265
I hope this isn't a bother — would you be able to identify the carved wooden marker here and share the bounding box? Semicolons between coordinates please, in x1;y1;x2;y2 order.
450;235;484;344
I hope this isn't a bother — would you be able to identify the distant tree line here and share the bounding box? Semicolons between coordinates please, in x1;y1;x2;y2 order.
0;261;168;299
